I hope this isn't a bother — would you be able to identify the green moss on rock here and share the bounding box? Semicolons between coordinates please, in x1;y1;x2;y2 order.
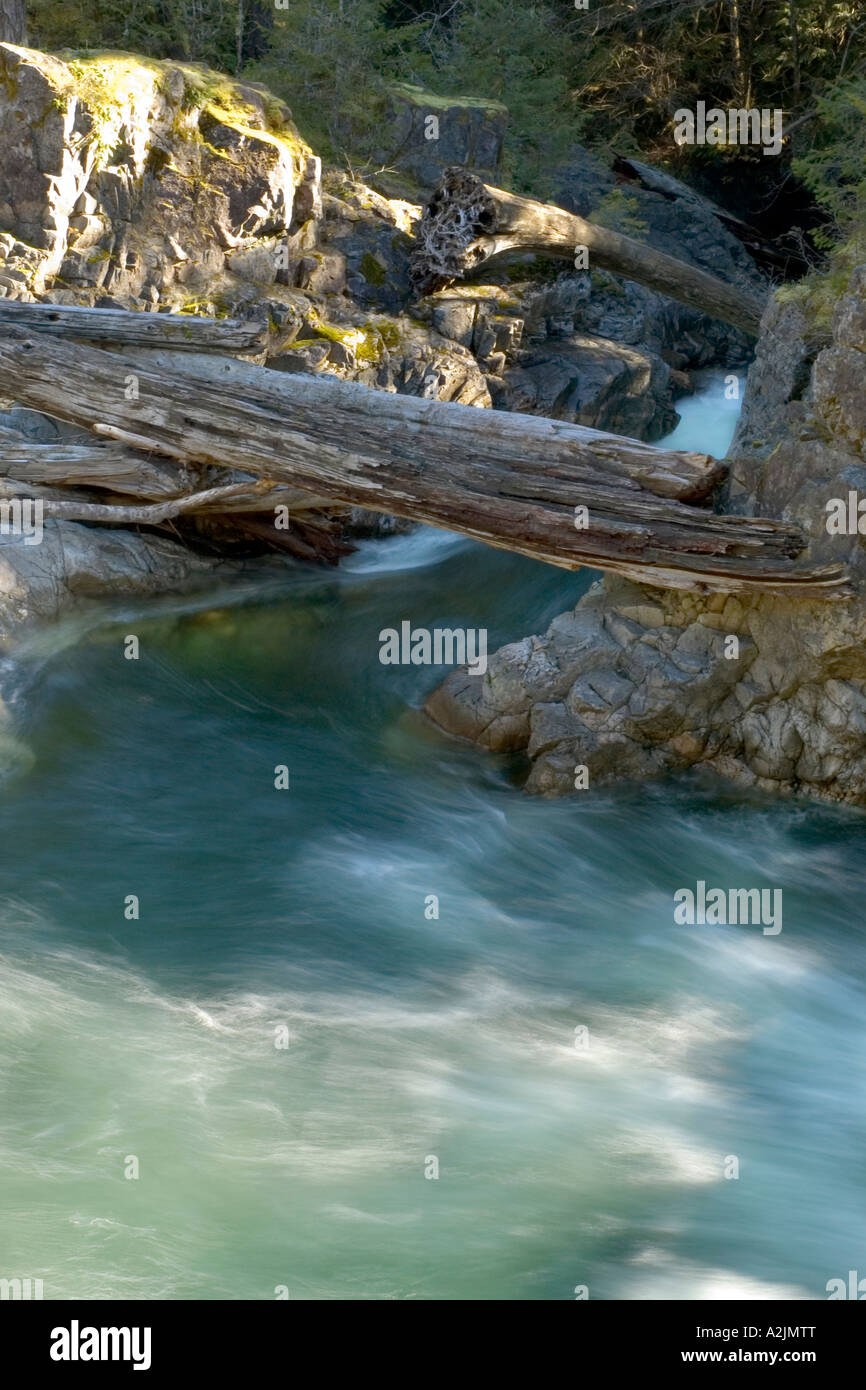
388;82;508;116
359;252;386;286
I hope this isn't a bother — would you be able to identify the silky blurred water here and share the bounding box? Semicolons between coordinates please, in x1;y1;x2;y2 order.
0;377;864;1300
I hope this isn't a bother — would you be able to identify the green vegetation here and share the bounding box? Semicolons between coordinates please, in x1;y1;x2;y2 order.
21;0;866;295
359;252;387;286
420;0;584;195
178;292;231;318
243;0;419;166
778;76;866;330
26;2;866;178
27;0;257;71
589;191;649;241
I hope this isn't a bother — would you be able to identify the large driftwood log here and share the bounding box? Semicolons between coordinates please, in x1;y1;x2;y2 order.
0;328;847;596
104;345;728;506
0;477;278;522
0;301;268;354
410;169;766;337
0;430;198;497
0;425;320;512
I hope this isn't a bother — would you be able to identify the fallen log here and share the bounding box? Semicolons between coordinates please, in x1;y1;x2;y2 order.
611;156;810;277
410;168;766;337
0;330;727;503
0;327;848;596
110;344;729;506
1;477;278;522
0;431;199;497
0;426;322;512
0;473;351;561
0;301;268;354
222;511;355;565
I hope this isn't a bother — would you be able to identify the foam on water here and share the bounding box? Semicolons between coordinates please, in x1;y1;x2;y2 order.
341;526;471;574
657;368;743;457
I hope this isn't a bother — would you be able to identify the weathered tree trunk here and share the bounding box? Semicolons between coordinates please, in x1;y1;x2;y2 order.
0;327;846;596
1;474;352;563
0;428;316;512
1;477;279;522
0;429;199;497
0;302;268;354
0;0;26;45
411;169;766;337
612;156;809;276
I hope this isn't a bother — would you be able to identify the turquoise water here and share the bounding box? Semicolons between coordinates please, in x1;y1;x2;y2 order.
659;369;742;456
0;381;864;1300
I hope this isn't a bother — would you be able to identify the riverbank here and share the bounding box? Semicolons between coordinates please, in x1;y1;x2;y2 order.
427;277;866;808
0;41;763;661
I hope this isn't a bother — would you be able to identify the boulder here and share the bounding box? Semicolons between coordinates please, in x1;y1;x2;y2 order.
319;175;419;314
0;46;322;303
426;261;866;807
0;521;225;648
494;333;678;439
375;84;507;190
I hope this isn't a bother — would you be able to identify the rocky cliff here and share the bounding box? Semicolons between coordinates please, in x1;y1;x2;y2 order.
0;42;753;422
0;42;768;657
427;269;866;806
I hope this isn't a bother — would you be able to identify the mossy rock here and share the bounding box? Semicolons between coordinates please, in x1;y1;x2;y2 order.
374;83;508;190
359;252;387;286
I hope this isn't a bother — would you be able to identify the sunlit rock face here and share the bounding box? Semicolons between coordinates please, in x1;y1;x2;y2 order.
374;83;508;190
427;263;866;807
0;42;796;666
0;47;502;406
0;43;320;301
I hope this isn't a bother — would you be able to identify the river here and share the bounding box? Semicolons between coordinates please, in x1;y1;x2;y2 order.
0;373;863;1300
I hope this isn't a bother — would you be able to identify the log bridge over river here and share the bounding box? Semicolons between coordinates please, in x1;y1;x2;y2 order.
0;180;849;597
